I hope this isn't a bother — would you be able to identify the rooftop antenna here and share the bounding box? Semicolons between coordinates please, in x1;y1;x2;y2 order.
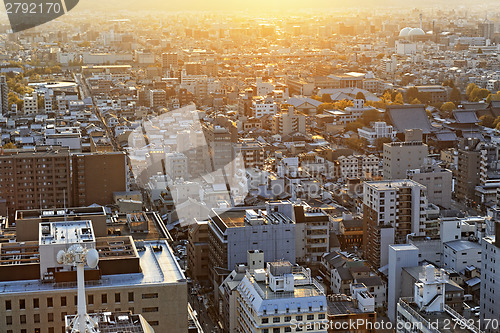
57;245;99;333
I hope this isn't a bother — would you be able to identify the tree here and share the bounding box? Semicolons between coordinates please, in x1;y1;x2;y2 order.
450;87;461;104
345;121;364;132
440;102;456;114
2;142;16;149
374;137;393;151
317;103;334;113
406;87;419;102
355;91;366;101
479;115;495;128
393;92;404;105
321;94;333;103
334;99;353;110
442;79;455;88
410;98;421;104
361;108;380;125
478;48;483;54
466;83;479;99
470;87;490;102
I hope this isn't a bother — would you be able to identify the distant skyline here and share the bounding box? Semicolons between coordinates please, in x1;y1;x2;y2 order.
75;0;497;12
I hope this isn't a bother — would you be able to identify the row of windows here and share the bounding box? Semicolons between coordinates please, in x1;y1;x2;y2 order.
5;292;159;310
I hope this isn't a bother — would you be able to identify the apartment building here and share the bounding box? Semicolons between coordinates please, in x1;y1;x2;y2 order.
272;106;307;136
187;220;210;282
233;139;266;170
363;180;427;268
480;223;500;332
407;161;453;209
164;152;189;180
71;152;127;207
337;154;381;181
161;52;178;69
203;123;233;171
207;208;295;290
0;221;188;333
236;261;328;333
382;131;429;180
294;205;330;263
0;149;71;219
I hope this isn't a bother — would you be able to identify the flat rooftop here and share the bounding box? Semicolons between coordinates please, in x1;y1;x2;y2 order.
39;221;95;245
66;312;151;333
365;179;424;191
0;240;185;294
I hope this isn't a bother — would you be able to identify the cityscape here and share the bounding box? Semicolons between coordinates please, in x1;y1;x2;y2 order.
0;1;500;333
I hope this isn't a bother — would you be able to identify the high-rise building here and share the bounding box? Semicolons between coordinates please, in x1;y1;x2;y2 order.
236;261;328;333
272;106;307;136
71;152;127;207
207;208;296;291
0;148;72;219
0;221;188;332
387;244;419;322
363;180;427;268
383;130;428;180
480;223;500;331
0;75;8;115
203;123;233;171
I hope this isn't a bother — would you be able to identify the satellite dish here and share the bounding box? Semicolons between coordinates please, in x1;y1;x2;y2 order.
56;250;66;264
86;249;99;269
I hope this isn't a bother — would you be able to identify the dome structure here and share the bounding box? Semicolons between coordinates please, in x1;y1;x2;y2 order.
409;28;425;36
399;27;412;37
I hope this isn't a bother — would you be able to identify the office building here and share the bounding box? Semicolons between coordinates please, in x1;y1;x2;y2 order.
207;208;295;290
236;261;328;333
71;152;127;207
383;130;428;180
187;220;209;282
0;221;188;332
363;180;427;268
161;52;178;69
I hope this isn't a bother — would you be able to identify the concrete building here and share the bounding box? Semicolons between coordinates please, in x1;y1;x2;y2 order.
397;265;480;333
383;131;429;180
0;75;8;115
207;208;295;290
233;139;265;170
187;220;209;282
236;261;328;333
337;154;381;181
443;239;482;273
161;52;178;69
0;149;71;219
363;180;427;268
357;121;396;144
23;92;38;115
251;95;278;118
387;244;419;323
407;161;453;209
165;152;189;180
0;221;188;332
65;312;155;333
204;123;233;172
149;89;166;109
71;152;128;207
293;204;330;263
480;224;500;331
272;106;307;136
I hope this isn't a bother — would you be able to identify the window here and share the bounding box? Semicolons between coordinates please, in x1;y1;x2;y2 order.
262;318;269;324
284;316;291;322
88;295;94;305
318;314;325;319
61;296;67;307
142;293;158;299
128;292;134;302
101;294;107;304
20;314;26;324
5;300;11;311
115;293;121;303
48;328;54;333
142;307;158;313
47;297;53;308
285;328;292;332
19;299;25;310
33;298;39;309
48;313;54;322
296;315;303;321
74;296;78;306
61;312;67;321
6;316;12;325
34;314;40;323
307;314;314;320
273;329;280;333
273;317;280;323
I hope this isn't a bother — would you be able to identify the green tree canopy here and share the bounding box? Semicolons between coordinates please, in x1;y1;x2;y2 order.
321;93;333;103
450;87;461;103
480;115;495;128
